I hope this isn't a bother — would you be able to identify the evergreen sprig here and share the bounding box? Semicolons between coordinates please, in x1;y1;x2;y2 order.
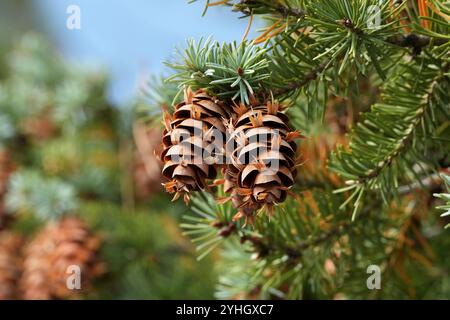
5;170;79;220
183;186;426;299
158;0;450;299
180;189;240;260
434;173;450;229
190;0;307;18
304;0;402;79
166;38;271;104
330;58;450;219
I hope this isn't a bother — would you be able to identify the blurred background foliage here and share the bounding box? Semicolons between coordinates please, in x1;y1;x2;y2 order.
0;1;235;299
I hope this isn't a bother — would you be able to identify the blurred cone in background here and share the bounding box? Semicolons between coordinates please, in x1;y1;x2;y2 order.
20;216;104;300
0;232;23;300
133;122;163;199
20;113;57;141
0;150;15;231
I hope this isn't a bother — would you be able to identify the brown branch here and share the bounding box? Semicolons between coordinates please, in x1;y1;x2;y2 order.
387;34;449;52
242;205;374;259
273;60;329;98
233;0;306;18
274;4;306;18
398;168;450;195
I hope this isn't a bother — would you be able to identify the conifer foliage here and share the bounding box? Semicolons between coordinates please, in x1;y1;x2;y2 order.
0;34;214;300
151;0;450;299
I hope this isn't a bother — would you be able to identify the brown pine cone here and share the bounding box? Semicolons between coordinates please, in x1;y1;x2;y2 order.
20;217;104;300
160;88;231;204
0;232;23;300
133;123;163;199
20;114;57;141
0;150;15;231
224;102;301;223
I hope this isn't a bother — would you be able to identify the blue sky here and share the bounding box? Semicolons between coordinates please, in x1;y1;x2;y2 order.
31;0;259;105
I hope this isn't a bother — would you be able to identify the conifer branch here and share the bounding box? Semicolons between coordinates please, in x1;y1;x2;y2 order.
388;34;449;48
434;173;450;229
273;60;329;97
232;0;306;18
166;38;271;104
360;65;446;185
398;169;450;195
330;59;450;207
242;203;373;259
170;0;450;299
